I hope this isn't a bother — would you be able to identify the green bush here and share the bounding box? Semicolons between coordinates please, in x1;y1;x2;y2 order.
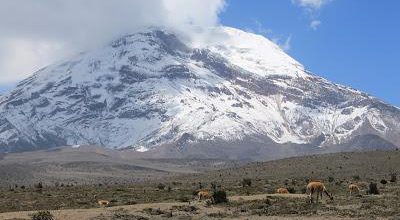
31;211;54;220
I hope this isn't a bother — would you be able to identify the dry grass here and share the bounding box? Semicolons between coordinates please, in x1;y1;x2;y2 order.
0;150;400;219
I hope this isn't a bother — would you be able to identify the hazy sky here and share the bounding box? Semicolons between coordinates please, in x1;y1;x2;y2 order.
0;0;399;106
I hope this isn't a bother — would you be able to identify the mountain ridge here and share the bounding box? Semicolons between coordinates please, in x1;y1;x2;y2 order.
0;26;398;159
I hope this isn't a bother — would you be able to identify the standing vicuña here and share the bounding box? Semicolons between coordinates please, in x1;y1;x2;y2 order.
197;191;212;201
349;184;360;196
307;181;333;203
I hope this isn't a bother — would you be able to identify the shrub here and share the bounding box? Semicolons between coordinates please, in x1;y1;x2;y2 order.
353;175;361;181
125;200;137;205
142;208;165;215
242;178;252;187
368;182;379;195
31;211;54;220
390;173;397;183
287;187;296;194
157;183;165;190
328;176;335;183
284;179;289;186
34;182;43;189
380;179;388;185
212;190;228;204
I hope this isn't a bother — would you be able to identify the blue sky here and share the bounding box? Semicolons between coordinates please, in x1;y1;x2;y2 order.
220;0;400;106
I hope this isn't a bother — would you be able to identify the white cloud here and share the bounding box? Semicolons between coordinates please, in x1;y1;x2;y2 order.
292;0;331;10
271;35;292;52
248;20;291;52
0;0;226;84
253;20;273;36
310;20;321;30
280;36;292;52
292;0;333;29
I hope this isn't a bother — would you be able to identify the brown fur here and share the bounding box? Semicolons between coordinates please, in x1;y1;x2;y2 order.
97;200;110;206
276;188;289;194
197;191;212;201
349;184;360;196
307;181;333;203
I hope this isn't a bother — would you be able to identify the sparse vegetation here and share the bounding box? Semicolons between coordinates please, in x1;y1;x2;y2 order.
31;211;54;220
1;150;400;219
142;207;165;215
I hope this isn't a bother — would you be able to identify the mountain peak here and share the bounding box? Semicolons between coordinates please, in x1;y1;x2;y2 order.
0;26;398;159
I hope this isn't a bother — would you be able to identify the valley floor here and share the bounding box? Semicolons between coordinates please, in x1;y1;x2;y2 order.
1;150;400;219
0;193;380;220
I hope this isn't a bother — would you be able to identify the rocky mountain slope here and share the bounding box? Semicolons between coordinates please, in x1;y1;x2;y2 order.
0;26;398;159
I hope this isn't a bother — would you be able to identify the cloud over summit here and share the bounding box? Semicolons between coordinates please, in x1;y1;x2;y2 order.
0;0;225;84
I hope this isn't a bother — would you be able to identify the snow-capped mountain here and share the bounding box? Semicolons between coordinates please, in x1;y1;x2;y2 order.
0;27;399;159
